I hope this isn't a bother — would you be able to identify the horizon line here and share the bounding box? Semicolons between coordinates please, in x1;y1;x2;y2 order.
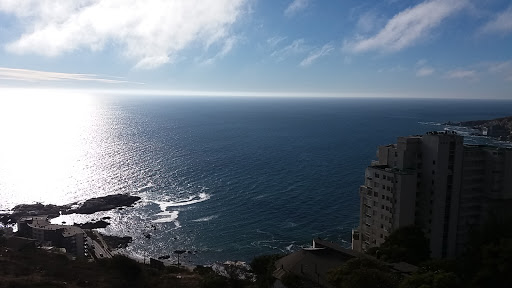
0;86;510;100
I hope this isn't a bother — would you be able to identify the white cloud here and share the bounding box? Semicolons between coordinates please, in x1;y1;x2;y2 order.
0;0;247;69
300;44;334;67
356;10;386;34
267;36;287;48
480;5;512;35
0;67;139;84
201;36;239;65
487;61;512;74
271;39;308;61
445;69;477;80
416;67;435;77
284;0;310;17
486;61;512;81
345;0;468;53
415;59;435;76
416;59;428;66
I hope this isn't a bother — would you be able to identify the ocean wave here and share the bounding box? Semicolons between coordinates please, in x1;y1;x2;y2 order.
155;192;211;211
282;221;298;228
137;183;154;193
152;210;181;228
192;215;218;222
418;121;441;126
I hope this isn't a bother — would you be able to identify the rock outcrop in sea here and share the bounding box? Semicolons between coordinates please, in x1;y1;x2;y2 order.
0;193;141;225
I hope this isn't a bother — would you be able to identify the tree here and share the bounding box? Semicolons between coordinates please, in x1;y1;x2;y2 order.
470;238;512;288
399;271;460;288
328;257;399;288
250;254;283;288
368;226;430;265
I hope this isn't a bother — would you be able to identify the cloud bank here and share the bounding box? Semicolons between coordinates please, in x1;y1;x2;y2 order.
0;0;247;69
0;67;138;83
345;0;467;53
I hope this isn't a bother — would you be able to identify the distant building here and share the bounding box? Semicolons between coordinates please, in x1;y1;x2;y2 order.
17;216;86;258
352;132;512;258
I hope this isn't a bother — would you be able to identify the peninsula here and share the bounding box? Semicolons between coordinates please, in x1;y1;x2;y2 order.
444;115;512;141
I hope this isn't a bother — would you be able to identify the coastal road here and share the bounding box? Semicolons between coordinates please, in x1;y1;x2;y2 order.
86;232;112;259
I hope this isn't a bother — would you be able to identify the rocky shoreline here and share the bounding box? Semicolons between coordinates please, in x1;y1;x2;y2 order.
444;115;512;141
0;193;141;225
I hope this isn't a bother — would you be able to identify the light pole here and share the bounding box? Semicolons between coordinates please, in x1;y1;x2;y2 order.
143;232;151;264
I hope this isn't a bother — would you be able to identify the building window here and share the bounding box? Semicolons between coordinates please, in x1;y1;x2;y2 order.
433;160;436;165
374;192;378;197
375;173;380;178
383;175;387;180
382;195;385;200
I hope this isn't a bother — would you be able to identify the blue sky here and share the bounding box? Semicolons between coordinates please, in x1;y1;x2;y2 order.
0;0;511;98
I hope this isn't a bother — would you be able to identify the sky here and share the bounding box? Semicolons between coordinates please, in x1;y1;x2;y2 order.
0;0;511;98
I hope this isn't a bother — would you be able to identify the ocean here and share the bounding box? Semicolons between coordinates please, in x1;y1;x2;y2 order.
1;95;512;264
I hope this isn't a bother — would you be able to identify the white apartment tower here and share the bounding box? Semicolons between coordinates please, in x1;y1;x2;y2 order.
352;132;512;258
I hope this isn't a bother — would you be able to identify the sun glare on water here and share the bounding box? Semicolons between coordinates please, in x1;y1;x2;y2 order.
0;89;98;209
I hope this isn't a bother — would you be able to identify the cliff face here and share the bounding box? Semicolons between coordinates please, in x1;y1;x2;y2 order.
459;116;512;141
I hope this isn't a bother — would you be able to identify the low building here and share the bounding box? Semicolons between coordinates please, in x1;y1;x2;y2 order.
273;238;416;288
17;216;86;258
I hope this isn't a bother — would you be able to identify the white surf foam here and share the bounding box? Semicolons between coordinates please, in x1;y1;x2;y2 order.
152;211;181;228
191;215;218;222
155;192;211;211
137;183;154;192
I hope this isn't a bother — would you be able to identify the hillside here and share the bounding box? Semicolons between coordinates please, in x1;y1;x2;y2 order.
455;116;512;141
0;246;202;288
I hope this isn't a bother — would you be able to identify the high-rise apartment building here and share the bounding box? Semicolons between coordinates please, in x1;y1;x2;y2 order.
352;131;512;258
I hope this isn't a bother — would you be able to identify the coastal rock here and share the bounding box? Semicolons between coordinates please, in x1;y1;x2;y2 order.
66;194;141;215
76;220;110;229
10;203;71;219
99;233;133;249
3;194;141;223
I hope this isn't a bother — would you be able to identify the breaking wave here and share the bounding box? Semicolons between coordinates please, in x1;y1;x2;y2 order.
192;215;218;222
155;192;211;211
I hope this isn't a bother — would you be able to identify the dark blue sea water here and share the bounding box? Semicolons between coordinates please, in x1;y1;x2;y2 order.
2;96;512;265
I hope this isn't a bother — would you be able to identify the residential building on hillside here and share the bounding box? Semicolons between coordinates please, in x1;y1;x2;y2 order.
17;216;86;258
352;131;512;258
